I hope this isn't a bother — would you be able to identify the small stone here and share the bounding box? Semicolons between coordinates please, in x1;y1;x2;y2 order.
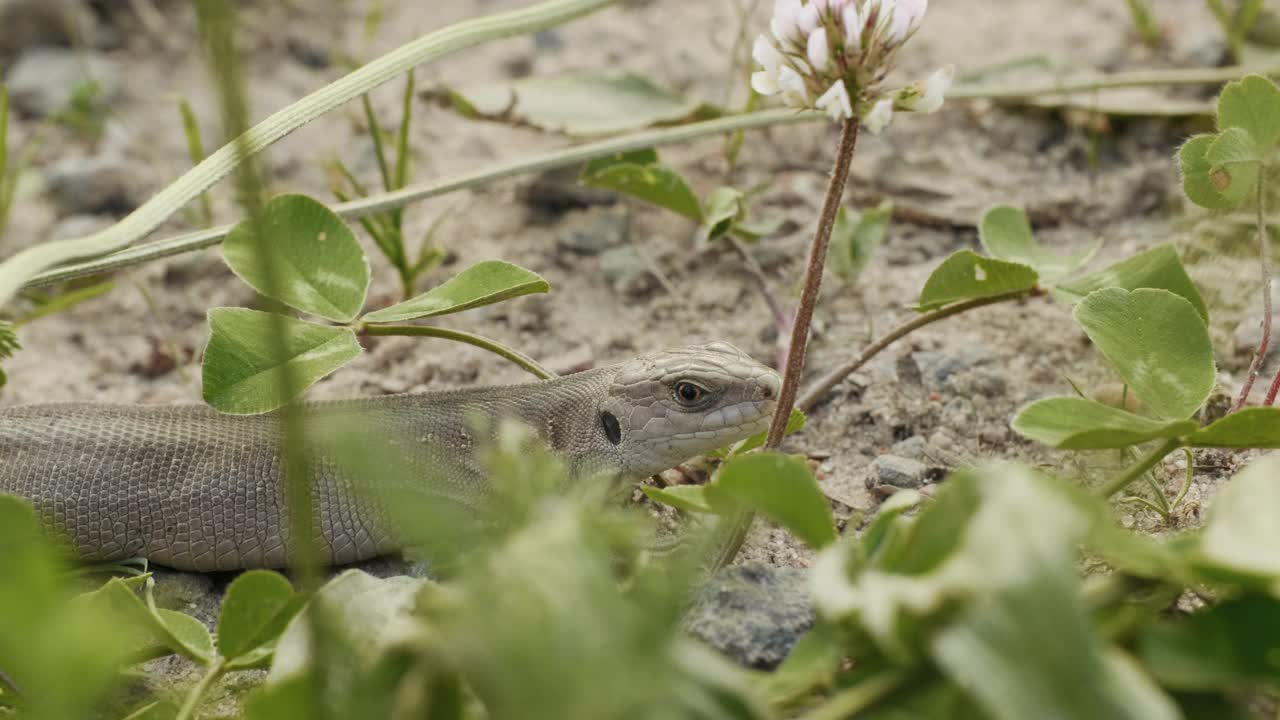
525;171;619;221
599;245;657;297
49;213;112;241
0;0;90;60
286;34;330;69
889;434;927;460
4;47;119;118
684;563;812;669
867;454;929;489
46;153;141;215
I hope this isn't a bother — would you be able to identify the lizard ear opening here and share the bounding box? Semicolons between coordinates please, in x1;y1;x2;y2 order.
600;411;622;445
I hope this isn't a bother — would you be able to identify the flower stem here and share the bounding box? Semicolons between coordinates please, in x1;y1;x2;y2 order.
1235;173;1271;411
765;118;859;449
360;324;554;380
796;288;1039;412
174;657;226;720
1096;438;1181;499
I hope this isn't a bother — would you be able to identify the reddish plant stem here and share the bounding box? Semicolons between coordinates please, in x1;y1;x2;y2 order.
764;118;859;449
1236;175;1272;410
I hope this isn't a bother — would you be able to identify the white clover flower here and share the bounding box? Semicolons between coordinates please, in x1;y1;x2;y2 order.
916;64;953;113
751;0;945;130
863;98;894;133
806;27;830;72
816;80;853;120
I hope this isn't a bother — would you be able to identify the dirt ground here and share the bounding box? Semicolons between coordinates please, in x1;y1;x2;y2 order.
1;0;1267;668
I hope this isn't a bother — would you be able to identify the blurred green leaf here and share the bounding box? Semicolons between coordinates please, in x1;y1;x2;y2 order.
581;148;659;176
1217;74;1280;150
699;187;745;243
765;622;841;704
202;308;362;414
223;194;370;322
1203;127;1260;206
1052;243;1209;322
859;489;924;563
1186;407;1280;448
978;205;1097;282
914;250;1038;311
581;162;702;220
431;72;716;136
709;452;836;550
1073;288;1215;420
1140;594;1280;690
641;485;715;514
1179;134;1239;210
1198;454;1280;584
1011;396;1197;449
217;570;300;661
362;260;549;323
829;201;892;285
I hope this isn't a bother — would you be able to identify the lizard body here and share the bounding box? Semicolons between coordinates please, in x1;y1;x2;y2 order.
0;342;779;571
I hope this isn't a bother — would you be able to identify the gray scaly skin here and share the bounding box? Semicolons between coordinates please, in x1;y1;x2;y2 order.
0;342;780;571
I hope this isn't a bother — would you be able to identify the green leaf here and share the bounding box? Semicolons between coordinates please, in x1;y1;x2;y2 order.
698;187;745;243
202;308;362;415
1141;594;1280;690
641;485;715;514
223;194;370;322
1073;288;1215;420
217;570;300;661
709;452;836;550
914;250;1039;312
156;608;217;664
1204;127;1261;207
580;162;702;220
1217;74;1280;150
1179;134;1239;210
765;622;841;703
431;72;715;136
581;148;658;176
1186;407;1280;448
978;205;1097;282
829;201;892;284
1053;244;1209;322
1011;396;1197;449
94;579;214;664
361;260;549;324
1198;454;1280;582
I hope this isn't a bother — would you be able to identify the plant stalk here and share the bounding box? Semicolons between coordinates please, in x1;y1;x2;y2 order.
1235;174;1271;410
1096;438;1181;499
361;324;553;379
797;288;1039;412
765;118;859;449
174;657;226;720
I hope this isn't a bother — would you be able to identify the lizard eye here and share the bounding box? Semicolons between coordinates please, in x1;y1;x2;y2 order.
673;381;706;405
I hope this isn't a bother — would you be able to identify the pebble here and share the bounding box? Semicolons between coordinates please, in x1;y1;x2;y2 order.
46;152;140;215
4;47;119;118
866;454;929;489
554;207;629;256
0;0;88;60
599;245;657;297
684;563;812;669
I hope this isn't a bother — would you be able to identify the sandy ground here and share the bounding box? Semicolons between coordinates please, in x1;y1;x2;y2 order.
1;0;1271;707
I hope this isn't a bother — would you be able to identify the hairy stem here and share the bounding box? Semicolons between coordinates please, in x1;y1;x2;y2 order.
361;324;553;380
1236;173;1271;410
765;119;860;448
797;289;1039;412
174;657;226;720
1097;438;1182;499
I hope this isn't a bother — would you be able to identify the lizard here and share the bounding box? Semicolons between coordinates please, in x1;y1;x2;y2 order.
0;342;781;572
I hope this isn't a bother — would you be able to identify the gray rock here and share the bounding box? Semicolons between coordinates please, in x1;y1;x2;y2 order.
524;166;619;218
685;563;812;669
889;434;928;460
4;47;119;118
867;454;929;489
49;213;112;241
599;245;657;297
554;207;629;256
46;153;141;215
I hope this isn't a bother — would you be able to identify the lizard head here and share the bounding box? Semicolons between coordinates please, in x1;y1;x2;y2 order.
599;341;781;479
